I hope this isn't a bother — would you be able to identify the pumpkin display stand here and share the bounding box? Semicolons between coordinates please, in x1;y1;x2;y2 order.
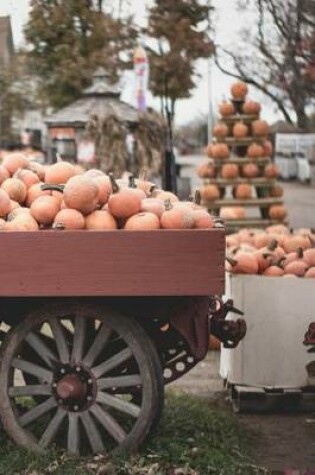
199;84;288;232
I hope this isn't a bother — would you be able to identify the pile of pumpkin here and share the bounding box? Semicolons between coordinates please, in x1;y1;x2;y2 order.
226;224;315;278
197;159;287;221
0;152;217;231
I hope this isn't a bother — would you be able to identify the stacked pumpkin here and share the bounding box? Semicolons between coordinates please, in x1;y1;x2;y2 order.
226;225;315;278
198;80;288;225
0;152;217;232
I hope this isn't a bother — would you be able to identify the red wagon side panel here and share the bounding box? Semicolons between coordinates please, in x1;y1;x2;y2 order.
0;229;225;297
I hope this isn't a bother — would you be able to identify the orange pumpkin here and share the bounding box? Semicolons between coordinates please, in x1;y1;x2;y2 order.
108;176;142;219
213;123;228;139
26;183;51;207
252;119;269;137
233;122;248;139
2;152;29;175
242;101;261;115
219;101;235;117
156;191;179;203
207;143;215;158
63;175;99;215
263;266;284;277
264;164;280;179
212;143;230;160
200;184;220;201
247;143;264;159
5;214;39;231
192;209;214;229
30;195;60;225
262;140;273;157
124;212;160;230
269;205;287;221
221;164;239;179
53;209;85;229
270;185;283;197
85;210;117;230
141;198;165;217
226;251;258;274
230;81;248;100
1;178;27;203
14;169;40;189
197;161;216;179
242;163;259;178
303;249;315;267
45;161;77;185
0;189;11;217
161;202;194;229
93;175;112;205
0;165;10;184
305;267;315;278
28;161;46;181
220;206;245;219
234;184;252;199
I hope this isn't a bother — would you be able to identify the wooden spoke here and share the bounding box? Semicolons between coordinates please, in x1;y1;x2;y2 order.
90;403;126;444
92;348;132;379
98;375;142;390
96;391;141;418
80;410;105;454
9;384;52;397
39;408;66;448
83;324;111;367
71;316;86;362
12;358;52;383
19;397;57;427
49;319;70;363
68;413;80;455
25;332;57;368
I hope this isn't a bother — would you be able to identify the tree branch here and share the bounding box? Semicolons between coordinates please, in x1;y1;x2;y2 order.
214;49;294;124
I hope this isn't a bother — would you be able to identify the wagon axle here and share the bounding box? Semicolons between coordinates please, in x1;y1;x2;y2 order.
52;364;96;411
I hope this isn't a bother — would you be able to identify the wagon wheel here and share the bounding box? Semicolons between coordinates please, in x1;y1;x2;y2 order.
0;304;164;455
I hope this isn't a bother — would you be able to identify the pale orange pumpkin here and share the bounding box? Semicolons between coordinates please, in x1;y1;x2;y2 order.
0;165;10;184
270;185;283;197
0;189;11;217
212;143;230;160
161;202;194;229
262;140;273;157
192;209;214;229
14;169;40;189
26;183;51;207
108;175;142;219
141;198;165;217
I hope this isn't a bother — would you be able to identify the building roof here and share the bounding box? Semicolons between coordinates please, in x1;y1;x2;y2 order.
0;16;14;67
270;120;304;134
46;69;138;127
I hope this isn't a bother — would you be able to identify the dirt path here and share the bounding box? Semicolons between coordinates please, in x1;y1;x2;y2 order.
170;352;315;472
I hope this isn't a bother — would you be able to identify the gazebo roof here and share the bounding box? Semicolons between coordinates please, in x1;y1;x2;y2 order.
45;68;138;127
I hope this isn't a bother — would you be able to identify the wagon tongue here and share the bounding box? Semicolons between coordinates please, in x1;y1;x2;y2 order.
56;374;87;400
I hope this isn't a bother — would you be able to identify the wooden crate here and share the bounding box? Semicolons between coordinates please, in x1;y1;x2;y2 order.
0;229;225;297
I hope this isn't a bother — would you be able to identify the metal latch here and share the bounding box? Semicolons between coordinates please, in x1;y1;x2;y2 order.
209;297;247;349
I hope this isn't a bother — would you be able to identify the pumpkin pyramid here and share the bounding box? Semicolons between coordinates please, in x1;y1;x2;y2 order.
197;81;288;231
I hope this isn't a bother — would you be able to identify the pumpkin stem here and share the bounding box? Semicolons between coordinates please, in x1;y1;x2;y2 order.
164;199;173;211
109;173;119;193
149;184;157;196
41;184;64;193
194;190;201;205
297;247;304;259
267;239;278;251
226;256;237;267
277;257;286;268
128;175;136;188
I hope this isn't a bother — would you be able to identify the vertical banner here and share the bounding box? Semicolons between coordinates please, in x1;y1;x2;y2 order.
133;44;149;112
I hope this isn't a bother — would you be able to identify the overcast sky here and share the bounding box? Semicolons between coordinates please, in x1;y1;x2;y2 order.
0;0;281;126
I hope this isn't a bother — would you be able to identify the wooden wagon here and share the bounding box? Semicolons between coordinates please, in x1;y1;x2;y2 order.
0;228;244;455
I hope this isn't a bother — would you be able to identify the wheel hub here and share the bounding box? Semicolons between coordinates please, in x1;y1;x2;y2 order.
52;364;96;412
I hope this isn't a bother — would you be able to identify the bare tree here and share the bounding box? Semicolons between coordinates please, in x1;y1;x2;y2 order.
215;0;315;130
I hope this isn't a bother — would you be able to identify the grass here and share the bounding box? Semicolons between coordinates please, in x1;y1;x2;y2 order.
0;392;266;475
